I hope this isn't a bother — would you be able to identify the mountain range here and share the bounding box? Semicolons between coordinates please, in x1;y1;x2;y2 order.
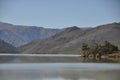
0;22;60;47
0;39;17;53
19;22;120;54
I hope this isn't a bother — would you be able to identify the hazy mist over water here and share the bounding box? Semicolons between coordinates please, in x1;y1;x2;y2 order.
0;54;120;80
0;63;120;80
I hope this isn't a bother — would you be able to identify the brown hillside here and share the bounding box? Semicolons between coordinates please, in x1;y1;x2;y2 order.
19;22;120;54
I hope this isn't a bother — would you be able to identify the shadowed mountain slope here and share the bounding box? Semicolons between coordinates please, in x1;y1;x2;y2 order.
0;22;60;47
0;39;17;53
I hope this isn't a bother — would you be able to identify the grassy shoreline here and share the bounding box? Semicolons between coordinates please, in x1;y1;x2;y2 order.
101;51;120;62
102;51;120;58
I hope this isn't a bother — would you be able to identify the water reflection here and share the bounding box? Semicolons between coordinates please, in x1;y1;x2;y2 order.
0;56;119;63
0;54;120;80
79;57;119;63
0;56;15;63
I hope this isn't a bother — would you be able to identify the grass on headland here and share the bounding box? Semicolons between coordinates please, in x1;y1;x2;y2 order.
101;51;120;62
103;51;120;57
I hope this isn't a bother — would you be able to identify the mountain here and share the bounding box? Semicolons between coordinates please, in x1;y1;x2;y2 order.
19;22;120;54
0;39;17;53
0;22;60;47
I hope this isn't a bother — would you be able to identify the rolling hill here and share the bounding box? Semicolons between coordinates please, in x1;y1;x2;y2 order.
19;22;120;54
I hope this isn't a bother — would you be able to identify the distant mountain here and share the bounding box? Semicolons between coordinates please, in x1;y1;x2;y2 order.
0;39;17;53
19;22;120;54
0;22;60;47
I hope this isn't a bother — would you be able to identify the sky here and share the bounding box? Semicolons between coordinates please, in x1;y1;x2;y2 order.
0;0;120;28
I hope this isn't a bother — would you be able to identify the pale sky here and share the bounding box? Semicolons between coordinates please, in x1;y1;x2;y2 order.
0;0;120;28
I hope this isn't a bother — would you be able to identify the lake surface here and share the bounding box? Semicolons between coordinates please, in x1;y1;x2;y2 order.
0;54;120;80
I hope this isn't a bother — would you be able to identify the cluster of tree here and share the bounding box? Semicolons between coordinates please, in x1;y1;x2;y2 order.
81;41;119;57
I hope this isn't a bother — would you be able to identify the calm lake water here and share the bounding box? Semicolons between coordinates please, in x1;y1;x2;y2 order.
0;54;120;80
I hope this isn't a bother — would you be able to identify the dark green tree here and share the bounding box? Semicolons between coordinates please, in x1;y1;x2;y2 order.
81;41;119;57
102;41;118;54
82;43;90;57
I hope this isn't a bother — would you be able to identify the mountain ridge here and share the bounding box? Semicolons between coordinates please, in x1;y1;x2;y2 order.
0;22;60;47
19;22;120;54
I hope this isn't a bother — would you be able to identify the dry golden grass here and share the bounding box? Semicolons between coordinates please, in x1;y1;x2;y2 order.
102;51;120;62
108;51;120;57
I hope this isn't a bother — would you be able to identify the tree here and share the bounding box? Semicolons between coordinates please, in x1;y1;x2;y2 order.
89;43;99;57
102;41;118;54
82;43;90;57
81;41;119;57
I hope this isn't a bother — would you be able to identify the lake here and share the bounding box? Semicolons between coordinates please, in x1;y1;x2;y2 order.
0;54;120;80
